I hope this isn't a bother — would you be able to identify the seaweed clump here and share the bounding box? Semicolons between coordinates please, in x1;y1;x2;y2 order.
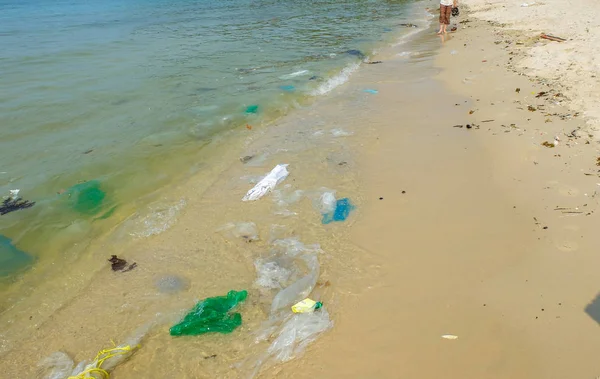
0;197;35;216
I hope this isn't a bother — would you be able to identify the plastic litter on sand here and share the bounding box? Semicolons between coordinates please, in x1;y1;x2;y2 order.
169;290;248;336
217;222;259;242
243;164;289;201
322;198;355;224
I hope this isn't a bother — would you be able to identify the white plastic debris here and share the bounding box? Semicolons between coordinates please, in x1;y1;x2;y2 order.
306;188;337;214
243;164;289;201
331;129;353;137
441;334;458;340
9;189;19;199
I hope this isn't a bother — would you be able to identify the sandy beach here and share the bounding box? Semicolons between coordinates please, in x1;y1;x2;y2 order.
4;1;600;378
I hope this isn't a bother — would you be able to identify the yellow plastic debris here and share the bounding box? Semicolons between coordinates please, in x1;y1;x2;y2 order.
291;298;323;314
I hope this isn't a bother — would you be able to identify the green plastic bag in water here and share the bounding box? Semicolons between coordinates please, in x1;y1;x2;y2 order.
170;290;248;336
65;180;106;214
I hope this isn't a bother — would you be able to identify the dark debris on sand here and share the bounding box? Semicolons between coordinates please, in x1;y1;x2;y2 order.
109;255;137;272
0;197;36;216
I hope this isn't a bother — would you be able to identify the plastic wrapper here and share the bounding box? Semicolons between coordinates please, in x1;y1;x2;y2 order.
242;164;289;201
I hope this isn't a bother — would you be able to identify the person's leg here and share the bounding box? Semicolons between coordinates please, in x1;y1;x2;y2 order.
443;5;451;33
438;4;444;34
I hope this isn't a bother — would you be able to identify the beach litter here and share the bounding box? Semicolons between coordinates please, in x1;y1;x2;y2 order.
279;85;295;92
218;222;259;242
540;34;566;42
1;195;35;216
170;290;248;336
243;164;289;201
245;105;259;114
246;238;331;377
364;89;379;94
322;198;355;224
64;180;106;215
291;298;323;314
366;61;383;64
0;234;33;277
108;255;137;272
38;325;149;379
155;274;190;294
441;334;459;340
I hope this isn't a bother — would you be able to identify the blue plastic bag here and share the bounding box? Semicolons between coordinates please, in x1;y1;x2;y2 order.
322;198;355;224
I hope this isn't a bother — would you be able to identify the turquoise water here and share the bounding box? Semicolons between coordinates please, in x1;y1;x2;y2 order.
0;0;414;279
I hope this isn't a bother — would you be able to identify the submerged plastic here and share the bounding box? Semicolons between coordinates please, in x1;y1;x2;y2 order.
65;180;105;214
39;325;148;379
218;222;259;242
170;290;248;336
267;308;333;362
243;164;289;201
322;198;355;224
279;85;295;92
245;105;259;114
0;235;33;277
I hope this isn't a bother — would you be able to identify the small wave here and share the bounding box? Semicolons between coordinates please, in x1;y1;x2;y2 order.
278;70;310;80
310;63;360;96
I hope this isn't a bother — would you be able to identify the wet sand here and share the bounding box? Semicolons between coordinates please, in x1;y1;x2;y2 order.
4;4;600;379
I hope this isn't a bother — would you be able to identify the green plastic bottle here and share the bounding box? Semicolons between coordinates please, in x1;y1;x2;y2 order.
170;290;248;336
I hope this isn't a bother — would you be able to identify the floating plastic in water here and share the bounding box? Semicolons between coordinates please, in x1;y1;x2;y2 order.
279;85;295;92
245;105;259;114
218;222;259;242
243;164;289;201
364;89;378;94
322;198;355;224
65;180;106;215
0;235;33;276
170;290;248;336
155;274;190;294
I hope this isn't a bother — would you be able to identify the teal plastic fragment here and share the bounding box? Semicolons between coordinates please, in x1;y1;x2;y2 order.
65;180;106;214
0;235;33;277
245;105;259;114
279;85;295;92
170;290;248;336
322;198;355;224
364;89;378;94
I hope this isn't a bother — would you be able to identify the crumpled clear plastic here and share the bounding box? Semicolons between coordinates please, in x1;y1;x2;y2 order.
217;222;259;242
247;238;331;377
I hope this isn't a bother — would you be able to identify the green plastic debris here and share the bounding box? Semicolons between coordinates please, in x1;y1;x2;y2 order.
245;105;259;114
170;290;248;336
65;180;105;214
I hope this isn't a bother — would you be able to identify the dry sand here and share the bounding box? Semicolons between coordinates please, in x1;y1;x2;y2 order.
461;0;600;134
3;3;600;378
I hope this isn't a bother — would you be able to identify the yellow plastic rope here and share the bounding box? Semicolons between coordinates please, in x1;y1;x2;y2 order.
67;344;139;379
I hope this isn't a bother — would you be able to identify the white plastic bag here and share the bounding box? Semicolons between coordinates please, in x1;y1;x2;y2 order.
242;164;289;201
